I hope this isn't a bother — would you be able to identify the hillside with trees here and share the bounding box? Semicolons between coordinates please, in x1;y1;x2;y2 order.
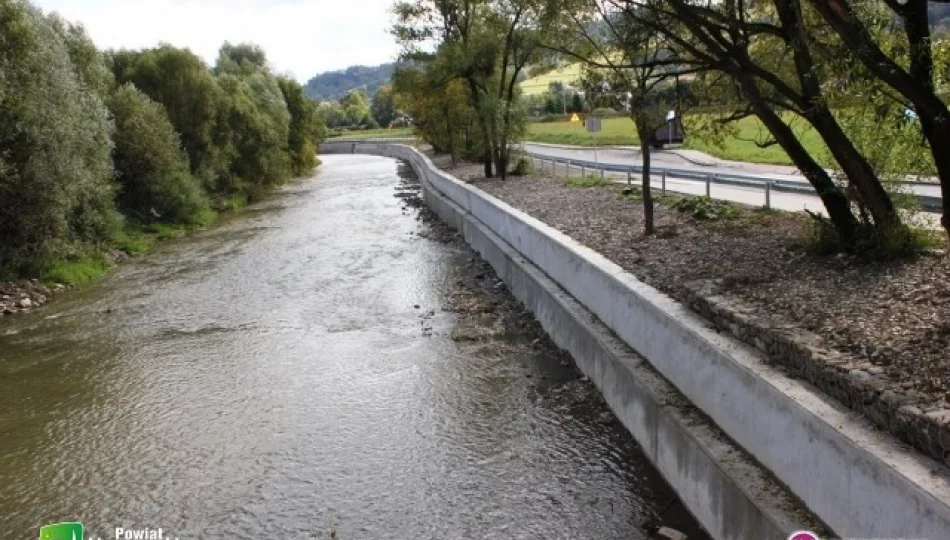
0;0;326;282
303;63;399;100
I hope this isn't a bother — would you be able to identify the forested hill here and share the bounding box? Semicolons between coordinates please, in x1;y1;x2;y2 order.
304;63;398;100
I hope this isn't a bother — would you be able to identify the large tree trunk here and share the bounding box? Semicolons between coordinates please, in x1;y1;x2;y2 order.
740;80;859;243
773;0;899;231
467;77;494;178
807;0;950;238
636;119;655;236
805;105;900;229
490;112;505;180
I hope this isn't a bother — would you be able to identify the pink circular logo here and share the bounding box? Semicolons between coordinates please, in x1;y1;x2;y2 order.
788;532;820;540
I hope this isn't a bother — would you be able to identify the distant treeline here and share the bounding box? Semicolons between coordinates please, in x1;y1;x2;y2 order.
0;0;326;278
304;63;400;101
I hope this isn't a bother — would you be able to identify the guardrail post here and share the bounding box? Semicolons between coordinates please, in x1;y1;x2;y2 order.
662;170;667;195
600;168;605;180
581;165;586;177
706;174;712;197
627;169;632;186
765;181;772;210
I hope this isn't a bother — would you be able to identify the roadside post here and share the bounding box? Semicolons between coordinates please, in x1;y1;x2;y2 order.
586;116;602;165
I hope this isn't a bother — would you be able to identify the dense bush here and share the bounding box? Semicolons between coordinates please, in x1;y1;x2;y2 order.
0;0;116;270
279;77;322;175
0;1;328;279
109;84;211;224
112;46;229;189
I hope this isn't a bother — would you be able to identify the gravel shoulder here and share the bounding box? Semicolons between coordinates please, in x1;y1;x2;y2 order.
437;156;950;462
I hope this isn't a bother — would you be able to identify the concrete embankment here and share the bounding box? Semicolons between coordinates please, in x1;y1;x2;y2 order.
319;141;950;540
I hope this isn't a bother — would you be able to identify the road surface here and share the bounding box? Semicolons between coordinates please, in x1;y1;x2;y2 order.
523;142;943;219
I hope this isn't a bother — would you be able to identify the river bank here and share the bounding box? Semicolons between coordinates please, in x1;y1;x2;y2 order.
395;162;708;540
437;156;950;465
2;154;712;539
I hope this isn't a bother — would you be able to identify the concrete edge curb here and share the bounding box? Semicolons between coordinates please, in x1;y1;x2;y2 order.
319;142;950;540
423;166;822;540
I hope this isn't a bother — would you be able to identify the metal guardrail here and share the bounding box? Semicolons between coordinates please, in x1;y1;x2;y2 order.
321;139;943;212
527;151;944;212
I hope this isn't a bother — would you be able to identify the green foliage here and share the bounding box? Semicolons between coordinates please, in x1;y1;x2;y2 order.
0;0;329;281
0;0;117;271
40;256;113;287
112;45;228;188
670;196;741;221
564;175;611;188
371;86;397;128
216;71;292;198
279;77;322;176
45;14;114;97
216;42;268;74
509;153;535;176
797;219;944;259
108;84;211;224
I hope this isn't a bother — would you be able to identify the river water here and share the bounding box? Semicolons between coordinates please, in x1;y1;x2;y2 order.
0;155;707;540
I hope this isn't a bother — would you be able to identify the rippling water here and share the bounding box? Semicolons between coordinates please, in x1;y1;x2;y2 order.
0;155;707;540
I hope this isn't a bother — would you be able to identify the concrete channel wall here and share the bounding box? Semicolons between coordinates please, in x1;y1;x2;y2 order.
320;142;950;540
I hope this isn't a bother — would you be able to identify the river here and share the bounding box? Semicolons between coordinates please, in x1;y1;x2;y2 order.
0;155;708;539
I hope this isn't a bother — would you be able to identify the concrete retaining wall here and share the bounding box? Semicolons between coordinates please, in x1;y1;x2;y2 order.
320;141;950;540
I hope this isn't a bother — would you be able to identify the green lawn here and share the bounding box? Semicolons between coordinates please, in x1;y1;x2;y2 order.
526;115;831;167
328;127;414;139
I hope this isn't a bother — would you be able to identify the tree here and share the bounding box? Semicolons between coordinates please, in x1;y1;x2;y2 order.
215;70;292;196
804;0;950;239
371;85;397;127
46;13;114;97
592;0;911;246
108;84;210;224
562;2;689;235
112;45;229;190
394;0;553;179
394;63;481;159
341;89;373;126
217;42;269;73
0;0;116;269
279;76;323;175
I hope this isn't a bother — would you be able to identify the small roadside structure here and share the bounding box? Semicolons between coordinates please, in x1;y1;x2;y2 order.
650;110;685;149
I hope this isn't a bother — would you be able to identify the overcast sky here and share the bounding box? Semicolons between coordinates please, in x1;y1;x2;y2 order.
32;0;401;82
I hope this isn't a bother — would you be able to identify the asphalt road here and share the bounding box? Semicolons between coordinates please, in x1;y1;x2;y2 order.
522;143;944;216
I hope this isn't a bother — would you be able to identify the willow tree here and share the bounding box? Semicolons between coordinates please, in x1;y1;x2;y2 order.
0;0;116;269
805;0;950;239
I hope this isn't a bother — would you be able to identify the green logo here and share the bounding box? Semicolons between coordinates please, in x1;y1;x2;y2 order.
39;523;83;540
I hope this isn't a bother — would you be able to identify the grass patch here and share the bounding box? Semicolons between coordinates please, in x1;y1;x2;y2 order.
328;127;414;139
41;257;113;287
617;185;643;200
797;220;946;259
564;174;611;188
115;231;154;255
527;118;640;146
525;114;831;167
224;194;249;212
670;195;742;221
